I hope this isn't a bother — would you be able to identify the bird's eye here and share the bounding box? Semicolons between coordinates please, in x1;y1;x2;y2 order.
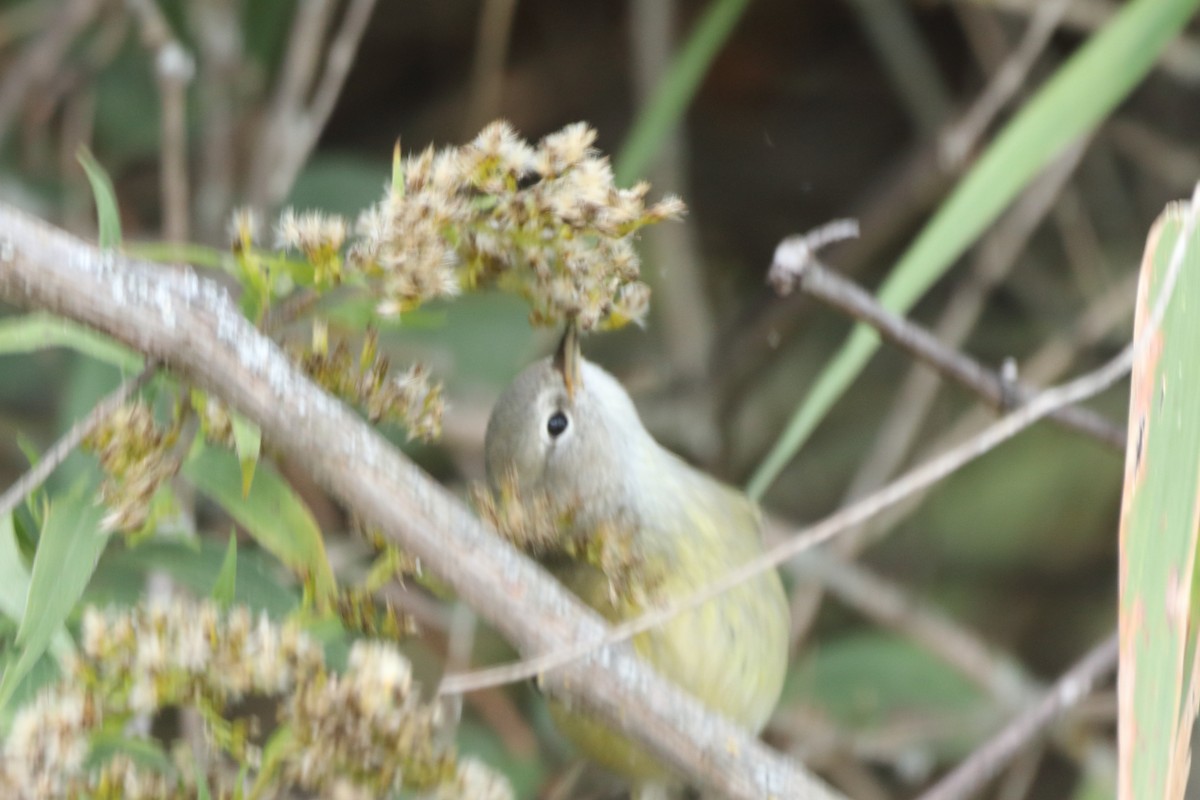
546;410;569;438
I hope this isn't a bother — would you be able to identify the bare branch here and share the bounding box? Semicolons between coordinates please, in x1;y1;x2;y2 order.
915;632;1118;800
248;0;377;209
464;0;519;135
0;203;844;800
0;0;104;150
128;0;195;242
940;0;1073;168
953;0;1200;83
190;0;242;243
770;240;1125;450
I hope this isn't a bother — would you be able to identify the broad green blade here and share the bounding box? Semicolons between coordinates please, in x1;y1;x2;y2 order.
0;480;107;710
1118;201;1200;800
183;442;336;608
747;0;1200;499
0;514;74;665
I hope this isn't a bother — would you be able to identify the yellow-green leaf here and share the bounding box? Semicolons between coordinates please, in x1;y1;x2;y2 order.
77;147;122;250
1118;200;1200;800
0;480;107;710
231;413;262;497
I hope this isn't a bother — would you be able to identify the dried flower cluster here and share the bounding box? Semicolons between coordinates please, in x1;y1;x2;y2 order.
283;640;454;793
349;121;683;330
275;208;348;287
84;401;182;533
0;600;512;799
298;325;443;441
471;469;571;556
473;471;651;604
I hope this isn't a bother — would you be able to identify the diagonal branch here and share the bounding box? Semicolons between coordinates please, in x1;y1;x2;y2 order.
770;245;1126;451
915;632;1119;800
0;203;845;800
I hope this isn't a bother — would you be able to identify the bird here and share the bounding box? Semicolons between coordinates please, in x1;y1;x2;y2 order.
484;324;790;799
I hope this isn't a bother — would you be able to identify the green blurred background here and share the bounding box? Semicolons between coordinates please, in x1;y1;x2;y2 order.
1;1;1197;797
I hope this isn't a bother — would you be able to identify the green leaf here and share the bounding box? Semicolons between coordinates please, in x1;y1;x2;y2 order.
211;533;238;609
183;443;336;608
231;414;262;497
0;513;74;666
249;724;295;797
0;514;29;625
76;147;123;249
788;632;987;762
125;241;232;270
0;480;108;710
92;538;298;618
615;0;752;186
392;139;405;199
746;0;1200;499
1118;201;1200;799
0;313;142;370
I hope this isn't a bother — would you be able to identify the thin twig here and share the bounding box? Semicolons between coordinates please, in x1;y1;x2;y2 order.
190;0;243;244
0;0;103;150
439;180;1200;697
630;0;713;382
915;632;1118;800
249;0;377;209
247;0;334;207
770;241;1125;450
464;0;519;135
298;0;376;159
128;0;195;243
0;365;156;520
939;0;1073;168
957;0;1200;83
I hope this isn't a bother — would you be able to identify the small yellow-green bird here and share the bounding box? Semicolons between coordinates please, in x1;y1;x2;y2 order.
484;325;790;799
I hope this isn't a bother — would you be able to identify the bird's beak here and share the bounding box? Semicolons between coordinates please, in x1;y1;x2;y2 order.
554;320;582;400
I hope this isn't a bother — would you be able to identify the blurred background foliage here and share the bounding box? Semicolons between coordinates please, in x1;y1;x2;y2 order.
0;0;1197;797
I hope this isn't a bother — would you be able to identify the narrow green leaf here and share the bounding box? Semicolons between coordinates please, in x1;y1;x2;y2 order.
391;138;405;199
125;241;232;270
0;514;28;624
76;147;123;249
231;413;262;497
0;313;142;370
183;443;336;608
249;724;295;797
1118;201;1200;800
0;480;107;710
615;0;751;186
0;514;73;666
196;764;213;800
747;0;1200;499
211;533;238;609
